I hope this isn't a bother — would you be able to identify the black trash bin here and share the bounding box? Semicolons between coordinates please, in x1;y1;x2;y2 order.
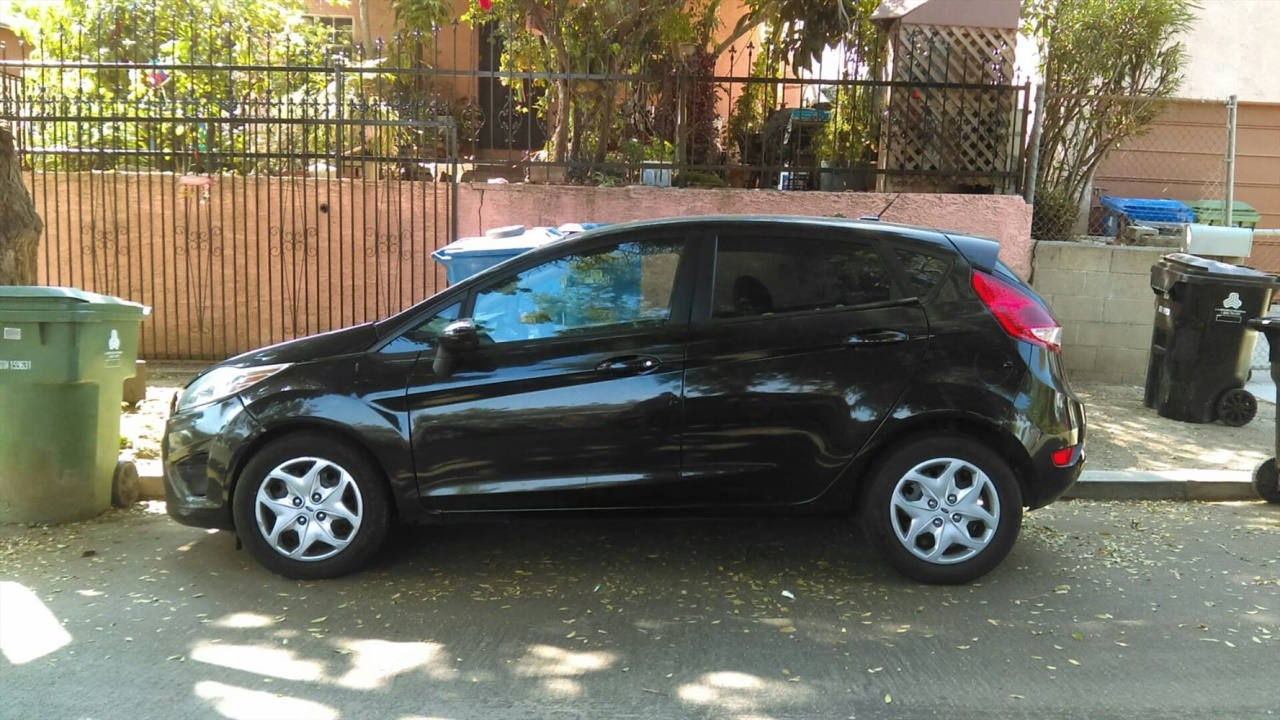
1144;253;1277;426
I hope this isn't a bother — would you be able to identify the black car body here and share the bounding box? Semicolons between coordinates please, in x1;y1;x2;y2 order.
164;216;1085;583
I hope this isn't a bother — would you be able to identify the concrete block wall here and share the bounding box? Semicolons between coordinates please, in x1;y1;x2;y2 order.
1031;242;1167;385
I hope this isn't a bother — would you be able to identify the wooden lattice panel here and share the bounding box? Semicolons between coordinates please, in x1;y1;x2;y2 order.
882;24;1021;193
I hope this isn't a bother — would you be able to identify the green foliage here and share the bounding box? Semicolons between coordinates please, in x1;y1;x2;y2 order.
392;0;454;35
812;0;881;167
1030;188;1081;240
17;0;337;171
1025;0;1197;224
719;0;864;69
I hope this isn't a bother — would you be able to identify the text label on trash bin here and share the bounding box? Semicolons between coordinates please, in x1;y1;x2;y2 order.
2;327;19;340
0;360;32;371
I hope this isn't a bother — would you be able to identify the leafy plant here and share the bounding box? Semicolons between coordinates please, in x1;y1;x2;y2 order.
1024;0;1197;231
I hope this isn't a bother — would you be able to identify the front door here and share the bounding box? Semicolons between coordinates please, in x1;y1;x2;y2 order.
405;234;693;511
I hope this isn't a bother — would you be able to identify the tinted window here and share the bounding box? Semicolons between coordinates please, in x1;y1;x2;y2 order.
712;236;893;319
381;301;460;353
896;249;950;296
472;240;683;344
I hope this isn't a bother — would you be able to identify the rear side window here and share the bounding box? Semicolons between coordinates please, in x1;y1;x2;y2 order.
895;249;951;297
712;236;893;319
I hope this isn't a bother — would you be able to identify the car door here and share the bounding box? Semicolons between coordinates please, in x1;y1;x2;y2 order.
674;225;931;507
403;232;694;511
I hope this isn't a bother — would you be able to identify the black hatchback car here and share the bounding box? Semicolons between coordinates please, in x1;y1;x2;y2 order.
164;216;1085;584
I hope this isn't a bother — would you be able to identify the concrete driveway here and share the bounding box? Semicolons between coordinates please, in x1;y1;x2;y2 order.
1;500;1278;719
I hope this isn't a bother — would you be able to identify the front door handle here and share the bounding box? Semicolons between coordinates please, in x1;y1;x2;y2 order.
596;355;662;376
845;330;909;347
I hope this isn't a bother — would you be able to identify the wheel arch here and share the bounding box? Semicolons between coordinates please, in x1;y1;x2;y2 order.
847;413;1035;514
226;420;401;527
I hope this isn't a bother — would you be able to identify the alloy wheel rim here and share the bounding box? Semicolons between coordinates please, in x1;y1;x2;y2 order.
889;457;1000;565
253;457;363;562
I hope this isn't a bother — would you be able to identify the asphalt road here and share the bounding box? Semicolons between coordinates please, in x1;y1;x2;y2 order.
1;500;1277;720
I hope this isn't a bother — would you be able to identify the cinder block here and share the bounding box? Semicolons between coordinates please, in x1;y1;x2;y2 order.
1117;322;1157;350
1083;368;1126;384
1062;345;1098;373
1031;241;1065;271
1033;269;1088;297
1059;323;1079;347
1054;243;1114;272
1120;371;1150;388
1095;346;1150;378
1075;322;1109;347
1110;247;1169;276
1084;272;1153;301
1050;295;1105;322
1102;298;1157;325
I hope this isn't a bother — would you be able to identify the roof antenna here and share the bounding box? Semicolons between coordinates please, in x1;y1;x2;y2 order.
860;193;901;222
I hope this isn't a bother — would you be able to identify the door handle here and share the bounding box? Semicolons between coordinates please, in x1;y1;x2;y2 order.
596;355;662;376
845;330;909;347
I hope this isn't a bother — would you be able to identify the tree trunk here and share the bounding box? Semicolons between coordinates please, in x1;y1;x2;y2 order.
0;127;42;286
357;0;373;56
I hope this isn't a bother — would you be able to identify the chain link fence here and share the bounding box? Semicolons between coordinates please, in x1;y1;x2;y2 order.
1030;95;1233;241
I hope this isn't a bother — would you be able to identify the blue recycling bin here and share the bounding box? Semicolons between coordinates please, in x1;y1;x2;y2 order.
1099;196;1195;237
432;223;609;284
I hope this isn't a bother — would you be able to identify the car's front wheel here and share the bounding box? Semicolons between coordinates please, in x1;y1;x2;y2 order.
862;433;1023;584
232;432;391;580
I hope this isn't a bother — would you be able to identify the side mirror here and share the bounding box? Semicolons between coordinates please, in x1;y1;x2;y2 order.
439;319;480;354
433;319;479;377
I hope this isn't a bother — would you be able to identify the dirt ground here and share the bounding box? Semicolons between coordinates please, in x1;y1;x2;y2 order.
118;366;1271;475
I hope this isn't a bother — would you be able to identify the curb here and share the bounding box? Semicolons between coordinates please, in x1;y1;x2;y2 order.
1064;470;1258;502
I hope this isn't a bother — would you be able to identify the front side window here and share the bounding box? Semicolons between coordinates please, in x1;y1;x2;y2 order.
471;240;683;344
712;236;893;319
381;302;461;353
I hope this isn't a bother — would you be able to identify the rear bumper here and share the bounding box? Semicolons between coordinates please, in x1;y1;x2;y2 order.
1026;389;1087;509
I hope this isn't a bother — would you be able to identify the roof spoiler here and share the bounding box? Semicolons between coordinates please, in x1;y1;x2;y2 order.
945;234;1000;275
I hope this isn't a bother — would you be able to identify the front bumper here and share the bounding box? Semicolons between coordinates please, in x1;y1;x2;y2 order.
163;395;263;531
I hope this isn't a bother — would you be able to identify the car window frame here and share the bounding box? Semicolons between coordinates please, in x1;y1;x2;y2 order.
691;224;911;325
885;241;956;303
458;231;699;349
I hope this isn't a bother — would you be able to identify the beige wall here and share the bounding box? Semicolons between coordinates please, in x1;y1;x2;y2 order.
456;184;1036;277
1179;0;1280;104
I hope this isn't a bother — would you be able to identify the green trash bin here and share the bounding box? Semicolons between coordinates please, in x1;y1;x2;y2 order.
1186;200;1261;229
0;287;150;524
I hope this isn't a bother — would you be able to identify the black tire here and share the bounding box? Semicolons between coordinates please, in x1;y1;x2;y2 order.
1217;388;1257;427
861;433;1023;585
232;432;391;580
1254;458;1280;504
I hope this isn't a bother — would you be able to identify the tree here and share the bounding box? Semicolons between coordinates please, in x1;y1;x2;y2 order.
715;0;863;70
0;125;42;285
1025;0;1196;238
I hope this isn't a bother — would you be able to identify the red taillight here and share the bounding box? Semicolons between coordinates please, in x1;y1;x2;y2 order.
1051;445;1077;467
970;271;1062;352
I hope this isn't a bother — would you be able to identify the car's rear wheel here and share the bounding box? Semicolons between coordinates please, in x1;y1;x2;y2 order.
861;433;1023;584
1253;458;1280;504
232;432;390;580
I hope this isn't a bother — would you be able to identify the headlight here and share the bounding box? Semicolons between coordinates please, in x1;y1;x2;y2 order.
176;363;292;412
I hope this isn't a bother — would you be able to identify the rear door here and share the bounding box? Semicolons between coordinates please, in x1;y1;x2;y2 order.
675;225;932;506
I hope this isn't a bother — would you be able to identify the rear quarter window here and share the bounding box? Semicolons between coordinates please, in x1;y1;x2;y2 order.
895;249;952;297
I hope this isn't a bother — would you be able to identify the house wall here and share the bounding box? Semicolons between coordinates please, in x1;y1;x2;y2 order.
1030;242;1163;384
1178;0;1280;104
456;184;1036;277
897;0;1019;30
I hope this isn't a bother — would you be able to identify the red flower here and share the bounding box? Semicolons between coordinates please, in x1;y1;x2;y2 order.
478;0;493;9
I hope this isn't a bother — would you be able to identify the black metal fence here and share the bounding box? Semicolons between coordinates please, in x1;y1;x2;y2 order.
0;17;1031;359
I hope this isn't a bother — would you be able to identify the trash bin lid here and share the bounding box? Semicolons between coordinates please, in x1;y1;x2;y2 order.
1151;253;1278;291
1100;196;1195;224
432;226;566;263
0;286;151;323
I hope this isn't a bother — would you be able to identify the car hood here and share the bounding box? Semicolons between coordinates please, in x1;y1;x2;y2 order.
225;323;380;367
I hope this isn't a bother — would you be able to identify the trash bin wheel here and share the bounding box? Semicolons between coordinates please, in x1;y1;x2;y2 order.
1216;388;1257;427
1254;458;1280;504
112;460;140;508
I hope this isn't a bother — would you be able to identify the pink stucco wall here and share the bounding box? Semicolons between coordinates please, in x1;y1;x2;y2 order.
458;185;1035;278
